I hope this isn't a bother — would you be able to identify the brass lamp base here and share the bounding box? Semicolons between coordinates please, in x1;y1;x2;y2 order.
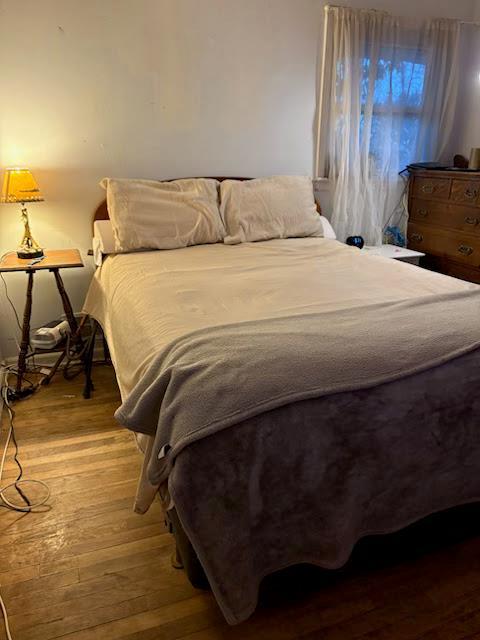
17;205;43;260
17;248;44;260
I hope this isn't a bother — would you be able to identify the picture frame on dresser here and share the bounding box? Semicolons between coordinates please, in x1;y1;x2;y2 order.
407;167;480;284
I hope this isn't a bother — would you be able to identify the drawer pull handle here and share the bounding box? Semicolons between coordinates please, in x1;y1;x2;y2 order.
411;233;423;242
417;208;428;217
464;189;478;200
458;245;474;256
464;216;479;225
421;185;434;194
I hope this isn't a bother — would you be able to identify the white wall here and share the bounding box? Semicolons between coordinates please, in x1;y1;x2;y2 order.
0;0;322;357
0;0;478;358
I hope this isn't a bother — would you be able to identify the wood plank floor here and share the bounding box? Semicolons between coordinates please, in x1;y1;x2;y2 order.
1;366;480;639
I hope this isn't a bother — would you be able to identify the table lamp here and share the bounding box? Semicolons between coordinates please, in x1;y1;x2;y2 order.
1;167;44;259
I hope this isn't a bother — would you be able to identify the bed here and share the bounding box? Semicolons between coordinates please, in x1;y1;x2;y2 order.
83;177;480;624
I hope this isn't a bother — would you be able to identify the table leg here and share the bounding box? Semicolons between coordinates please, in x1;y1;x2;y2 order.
16;271;34;394
41;350;66;386
83;319;98;399
52;268;79;335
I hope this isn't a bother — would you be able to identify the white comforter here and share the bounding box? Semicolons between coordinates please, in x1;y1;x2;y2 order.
84;237;479;403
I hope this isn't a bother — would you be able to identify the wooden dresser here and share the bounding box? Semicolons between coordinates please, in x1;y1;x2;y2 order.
407;168;480;283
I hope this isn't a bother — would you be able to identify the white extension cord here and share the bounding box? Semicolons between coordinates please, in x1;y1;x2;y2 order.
0;593;12;640
0;371;51;640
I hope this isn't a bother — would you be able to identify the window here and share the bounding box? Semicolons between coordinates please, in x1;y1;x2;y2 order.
364;52;426;171
336;49;427;174
316;6;460;243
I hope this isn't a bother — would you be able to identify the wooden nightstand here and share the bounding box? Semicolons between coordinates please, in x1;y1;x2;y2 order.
0;249;84;397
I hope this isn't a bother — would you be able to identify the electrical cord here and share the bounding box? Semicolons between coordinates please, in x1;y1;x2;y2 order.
0;252;24;356
0;371;51;640
0;273;22;335
0;374;50;511
63;328;90;380
8;406;31;508
382;172;410;239
0;255;19;327
0;593;12;640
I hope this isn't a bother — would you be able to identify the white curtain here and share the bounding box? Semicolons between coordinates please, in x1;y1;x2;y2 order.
315;6;460;245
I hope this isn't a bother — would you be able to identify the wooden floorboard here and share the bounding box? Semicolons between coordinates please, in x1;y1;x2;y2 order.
1;366;480;639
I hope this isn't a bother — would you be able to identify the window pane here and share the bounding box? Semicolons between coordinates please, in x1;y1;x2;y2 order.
336;49;427;173
364;113;422;170
371;58;426;108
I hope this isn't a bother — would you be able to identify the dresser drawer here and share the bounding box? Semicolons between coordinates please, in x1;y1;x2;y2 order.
409;198;480;233
450;179;480;205
407;223;480;267
412;177;451;201
443;260;480;285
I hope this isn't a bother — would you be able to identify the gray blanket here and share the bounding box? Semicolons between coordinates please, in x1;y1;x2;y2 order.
170;348;480;623
116;290;480;486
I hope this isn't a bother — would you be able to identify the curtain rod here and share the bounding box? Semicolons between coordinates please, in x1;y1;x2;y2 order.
324;5;480;27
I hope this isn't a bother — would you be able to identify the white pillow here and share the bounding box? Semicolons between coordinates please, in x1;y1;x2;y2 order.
92;220;116;266
319;215;336;239
100;178;225;252
220;176;323;245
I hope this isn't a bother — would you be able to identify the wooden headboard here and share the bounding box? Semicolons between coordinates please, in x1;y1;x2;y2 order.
93;176;253;223
93;176;321;225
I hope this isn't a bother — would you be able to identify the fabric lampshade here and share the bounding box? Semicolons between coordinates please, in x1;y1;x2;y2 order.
1;168;44;204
